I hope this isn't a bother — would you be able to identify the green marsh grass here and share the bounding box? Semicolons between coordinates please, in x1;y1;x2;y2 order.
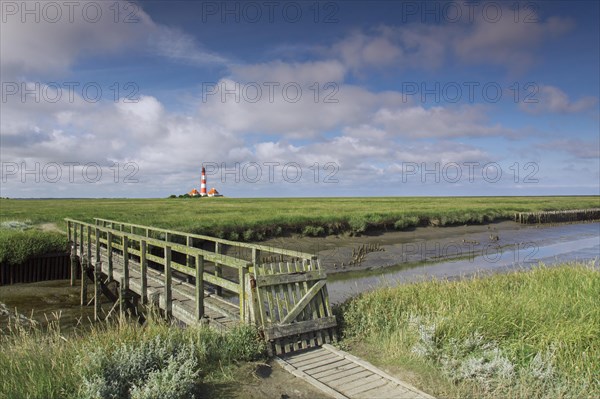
0;312;266;399
1;196;598;239
339;262;600;398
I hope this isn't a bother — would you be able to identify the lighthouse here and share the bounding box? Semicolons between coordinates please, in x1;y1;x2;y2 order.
200;167;207;197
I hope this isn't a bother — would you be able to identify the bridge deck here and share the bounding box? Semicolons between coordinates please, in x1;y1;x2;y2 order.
81;243;241;329
277;345;435;399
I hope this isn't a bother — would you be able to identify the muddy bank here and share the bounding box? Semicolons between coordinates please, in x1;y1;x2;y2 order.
260;221;599;274
0;280;102;333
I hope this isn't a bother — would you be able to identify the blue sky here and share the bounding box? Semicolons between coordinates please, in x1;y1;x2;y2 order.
1;0;598;198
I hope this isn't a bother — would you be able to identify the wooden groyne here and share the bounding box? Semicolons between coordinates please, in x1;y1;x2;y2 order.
0;253;72;285
515;208;600;224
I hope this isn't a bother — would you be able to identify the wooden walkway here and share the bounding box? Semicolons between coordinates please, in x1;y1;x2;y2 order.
277;345;435;399
66;217;435;399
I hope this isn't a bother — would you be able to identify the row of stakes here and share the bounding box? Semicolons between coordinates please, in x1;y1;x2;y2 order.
334;243;385;269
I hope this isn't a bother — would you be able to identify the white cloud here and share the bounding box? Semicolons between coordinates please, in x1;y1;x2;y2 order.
230;60;346;84
0;0;226;80
520;85;597;114
373;105;514;138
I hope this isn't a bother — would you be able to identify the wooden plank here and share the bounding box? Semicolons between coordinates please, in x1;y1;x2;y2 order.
337;372;381;390
283;348;329;363
274;357;349;399
203;273;240;294
322;344;436;399
255;270;327;287
107;232;113;282
196;254;204;321
264;316;337;341
122;236;129;290
284;261;302;351
298;355;345;372
344;376;388;396
164;246;172;317
269;263;283;355
354;382;402;399
280;280;326;324
314;364;361;381
140;240;147;304
290;352;339;368
328;370;374;387
93;262;101;321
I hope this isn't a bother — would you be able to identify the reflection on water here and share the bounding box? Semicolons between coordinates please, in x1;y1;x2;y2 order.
327;223;600;304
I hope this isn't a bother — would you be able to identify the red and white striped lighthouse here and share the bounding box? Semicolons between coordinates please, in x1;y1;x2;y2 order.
200;167;207;197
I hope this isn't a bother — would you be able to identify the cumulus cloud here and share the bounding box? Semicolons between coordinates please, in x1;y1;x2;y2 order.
325;3;573;74
0;0;226;80
373;105;514;138
538;139;600;159
520;85;597;114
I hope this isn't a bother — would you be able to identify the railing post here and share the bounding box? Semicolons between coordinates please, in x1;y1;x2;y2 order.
214;242;222;296
94;261;101;321
122;236;129;290
252;248;261;267
119;277;126;317
164;246;172;317
239;265;247;322
245;270;258;326
79;224;84;257
107;232;113;282
80;254;88;306
86;226;91;263
140;240;147;304
67;220;72;243
195;254;204;321
95;228;100;263
70;244;77;286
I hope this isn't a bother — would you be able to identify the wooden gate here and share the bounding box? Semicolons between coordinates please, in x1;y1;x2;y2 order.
253;257;337;355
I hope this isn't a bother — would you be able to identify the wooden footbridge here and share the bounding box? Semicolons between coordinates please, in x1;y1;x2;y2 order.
66;218;434;399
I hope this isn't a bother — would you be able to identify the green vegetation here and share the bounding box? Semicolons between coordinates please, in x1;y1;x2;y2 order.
0;315;266;399
338;262;600;398
0;229;68;265
1;197;598;240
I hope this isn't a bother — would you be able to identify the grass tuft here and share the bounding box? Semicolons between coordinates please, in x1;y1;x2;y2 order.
338;262;600;398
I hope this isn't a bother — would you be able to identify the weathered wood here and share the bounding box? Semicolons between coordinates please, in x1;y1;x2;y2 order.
196;254;204;321
255;270;327;287
281;280;326;324
70;244;77;286
94;261;101;321
122;235;129;290
140;240;147;304
203;273;240;294
119;277;126;316
107;232;113;282
80;255;88;305
239;266;246;321
214;242;223;296
164;246;172;317
264;316;337;340
92;217;315;259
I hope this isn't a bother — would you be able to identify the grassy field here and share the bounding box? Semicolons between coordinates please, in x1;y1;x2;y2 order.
1;196;598;240
338;262;600;399
0;314;266;399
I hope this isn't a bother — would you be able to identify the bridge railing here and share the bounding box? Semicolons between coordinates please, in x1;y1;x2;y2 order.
92;217;315;265
66;218;253;321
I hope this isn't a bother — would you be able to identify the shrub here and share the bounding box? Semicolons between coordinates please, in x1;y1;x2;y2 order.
302;225;325;237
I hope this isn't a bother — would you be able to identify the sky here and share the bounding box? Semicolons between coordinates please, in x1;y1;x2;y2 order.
1;0;599;198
